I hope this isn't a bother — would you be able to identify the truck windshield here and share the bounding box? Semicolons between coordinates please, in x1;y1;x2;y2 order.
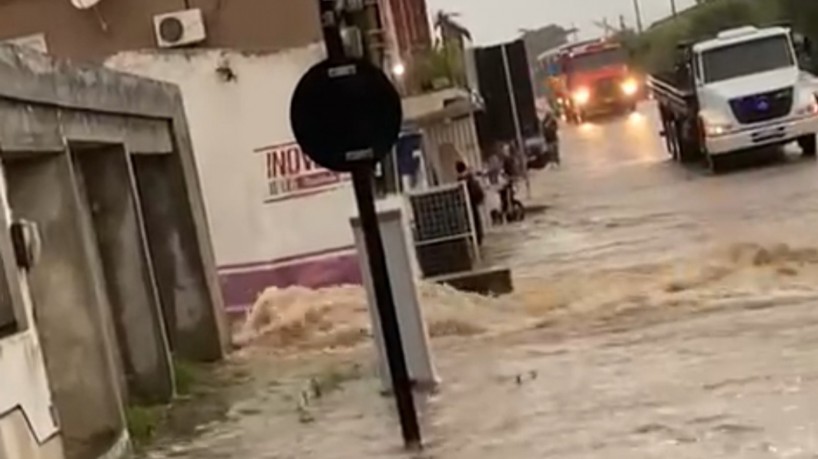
569;48;626;73
702;35;794;83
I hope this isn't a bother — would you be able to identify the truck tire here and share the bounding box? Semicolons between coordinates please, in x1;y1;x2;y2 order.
707;153;724;174
677;119;701;164
665;125;676;158
658;109;677;158
798;134;817;157
663;120;679;159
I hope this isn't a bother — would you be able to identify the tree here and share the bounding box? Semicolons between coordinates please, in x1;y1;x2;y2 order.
434;11;472;44
410;11;472;91
631;0;804;73
416;42;467;91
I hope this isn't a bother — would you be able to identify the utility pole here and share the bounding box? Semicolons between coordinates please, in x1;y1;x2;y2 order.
632;0;644;33
671;0;678;17
312;0;422;450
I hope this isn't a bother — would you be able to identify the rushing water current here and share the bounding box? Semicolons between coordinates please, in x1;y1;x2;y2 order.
144;105;818;459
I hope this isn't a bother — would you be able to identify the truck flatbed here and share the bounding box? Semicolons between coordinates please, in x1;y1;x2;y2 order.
647;72;695;115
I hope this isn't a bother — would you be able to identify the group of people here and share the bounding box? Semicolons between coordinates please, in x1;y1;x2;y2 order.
455;142;524;246
455;110;560;247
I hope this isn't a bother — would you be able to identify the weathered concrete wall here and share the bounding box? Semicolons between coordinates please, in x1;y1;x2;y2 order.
0;43;229;459
0;44;228;359
4;153;125;459
106;47;370;313
131;154;224;360
74;145;174;404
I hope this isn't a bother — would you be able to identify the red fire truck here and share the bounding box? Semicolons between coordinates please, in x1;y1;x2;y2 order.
560;39;640;123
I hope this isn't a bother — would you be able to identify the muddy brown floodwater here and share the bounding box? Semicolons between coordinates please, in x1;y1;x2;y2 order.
142;104;818;458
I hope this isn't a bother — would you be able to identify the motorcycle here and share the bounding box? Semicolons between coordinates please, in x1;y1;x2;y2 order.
490;178;525;224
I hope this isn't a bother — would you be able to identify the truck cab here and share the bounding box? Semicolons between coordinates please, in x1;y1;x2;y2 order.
562;40;641;122
650;25;818;169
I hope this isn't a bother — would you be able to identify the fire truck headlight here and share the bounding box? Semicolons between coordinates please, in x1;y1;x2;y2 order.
573;88;591;105
621;78;639;96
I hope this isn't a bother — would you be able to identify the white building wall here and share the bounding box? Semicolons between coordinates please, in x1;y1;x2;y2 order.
0;168;63;459
423;115;481;184
106;46;363;311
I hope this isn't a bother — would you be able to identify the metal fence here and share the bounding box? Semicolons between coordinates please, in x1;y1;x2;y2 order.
407;182;480;278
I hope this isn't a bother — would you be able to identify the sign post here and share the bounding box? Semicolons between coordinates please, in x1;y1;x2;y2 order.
289;0;422;449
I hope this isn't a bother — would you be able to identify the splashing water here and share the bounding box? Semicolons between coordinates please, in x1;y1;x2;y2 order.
233;281;527;352
233;242;818;354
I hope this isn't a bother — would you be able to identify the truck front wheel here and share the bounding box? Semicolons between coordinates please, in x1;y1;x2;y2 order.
707;153;723;174
798;134;817;157
663;120;679;159
677;119;701;164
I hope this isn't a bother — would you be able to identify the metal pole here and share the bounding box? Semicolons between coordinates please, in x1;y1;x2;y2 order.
315;0;422;449
351;170;422;450
318;0;346;60
632;0;644;33
670;0;678;17
500;43;530;197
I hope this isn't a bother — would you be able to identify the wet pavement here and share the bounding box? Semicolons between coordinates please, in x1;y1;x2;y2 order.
143;103;818;458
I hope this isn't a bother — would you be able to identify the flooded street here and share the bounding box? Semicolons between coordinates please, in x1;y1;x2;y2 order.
144;103;818;458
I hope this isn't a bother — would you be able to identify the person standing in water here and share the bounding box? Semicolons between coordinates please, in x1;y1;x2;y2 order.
542;110;560;166
455;161;485;246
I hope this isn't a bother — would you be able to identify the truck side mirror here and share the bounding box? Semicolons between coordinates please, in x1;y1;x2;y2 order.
794;33;813;55
793;33;814;70
673;60;692;87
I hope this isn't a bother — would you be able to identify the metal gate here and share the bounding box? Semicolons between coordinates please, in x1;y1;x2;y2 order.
407;182;479;278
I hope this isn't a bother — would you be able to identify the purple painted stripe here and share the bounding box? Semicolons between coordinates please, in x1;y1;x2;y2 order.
219;252;363;311
218;245;357;272
262;187;339;204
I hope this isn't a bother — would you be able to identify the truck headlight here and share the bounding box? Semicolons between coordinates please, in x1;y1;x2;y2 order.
796;95;818;115
573;88;591;105
621;79;639;96
704;121;734;137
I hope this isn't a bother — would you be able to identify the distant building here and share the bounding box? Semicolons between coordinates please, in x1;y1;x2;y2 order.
380;0;434;93
385;0;433;60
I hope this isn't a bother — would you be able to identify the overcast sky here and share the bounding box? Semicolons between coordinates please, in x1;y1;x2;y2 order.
426;0;699;45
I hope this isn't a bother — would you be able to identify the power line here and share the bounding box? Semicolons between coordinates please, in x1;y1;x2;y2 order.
632;0;644;33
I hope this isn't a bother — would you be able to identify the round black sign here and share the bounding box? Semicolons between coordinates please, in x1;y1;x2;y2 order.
290;58;403;172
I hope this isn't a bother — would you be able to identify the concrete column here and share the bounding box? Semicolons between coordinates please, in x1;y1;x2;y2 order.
131;154;224;362
74;145;175;404
3;153;125;459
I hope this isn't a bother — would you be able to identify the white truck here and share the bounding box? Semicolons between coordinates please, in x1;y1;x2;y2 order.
649;25;818;172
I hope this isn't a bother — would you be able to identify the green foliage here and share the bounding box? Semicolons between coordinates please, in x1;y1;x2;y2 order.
628;0;818;74
173;359;199;396
416;42;467;91
125;405;164;447
779;0;818;41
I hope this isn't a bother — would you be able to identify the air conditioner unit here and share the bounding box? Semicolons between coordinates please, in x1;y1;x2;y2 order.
153;8;206;48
